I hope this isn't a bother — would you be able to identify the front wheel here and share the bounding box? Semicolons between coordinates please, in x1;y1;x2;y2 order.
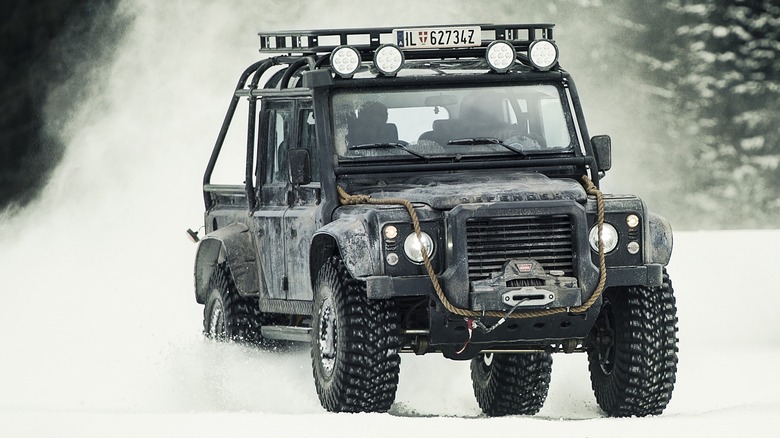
470;352;552;416
311;256;402;413
587;271;679;416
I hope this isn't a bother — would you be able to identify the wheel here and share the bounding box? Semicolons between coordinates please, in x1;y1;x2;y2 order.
203;263;266;345
470;352;552;416
311;256;402;413
587;270;679;417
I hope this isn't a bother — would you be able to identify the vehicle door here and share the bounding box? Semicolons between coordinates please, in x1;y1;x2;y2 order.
283;102;322;301
253;99;294;300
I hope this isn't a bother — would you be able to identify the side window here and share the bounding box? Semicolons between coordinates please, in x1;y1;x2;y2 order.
264;108;292;185
299;109;320;182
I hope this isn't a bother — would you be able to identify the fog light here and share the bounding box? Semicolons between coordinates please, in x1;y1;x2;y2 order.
627;241;640;254
386;252;399;266
486;40;516;73
404;232;435;263
373;44;404;76
626;214;640;228
589;223;619;253
528;39;559;71
331;46;361;78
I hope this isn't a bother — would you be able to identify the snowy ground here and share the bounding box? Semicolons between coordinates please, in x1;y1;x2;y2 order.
2;1;780;436
2;225;779;437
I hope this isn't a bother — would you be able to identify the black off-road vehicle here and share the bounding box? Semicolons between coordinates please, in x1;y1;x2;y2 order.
190;24;678;417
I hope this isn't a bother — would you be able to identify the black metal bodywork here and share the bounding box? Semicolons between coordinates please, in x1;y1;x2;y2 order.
193;24;673;360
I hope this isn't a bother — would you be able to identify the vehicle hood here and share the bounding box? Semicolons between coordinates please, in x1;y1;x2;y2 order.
351;172;587;210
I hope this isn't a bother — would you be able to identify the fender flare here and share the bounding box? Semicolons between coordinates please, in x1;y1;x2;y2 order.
193;222;264;304
646;212;673;265
309;215;381;286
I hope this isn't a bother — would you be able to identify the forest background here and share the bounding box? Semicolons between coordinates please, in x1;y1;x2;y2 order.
2;0;778;229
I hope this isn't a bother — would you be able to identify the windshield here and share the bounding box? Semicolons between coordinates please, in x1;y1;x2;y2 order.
332;84;573;160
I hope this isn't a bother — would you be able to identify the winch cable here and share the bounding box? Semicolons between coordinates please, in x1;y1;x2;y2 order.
337;174;607;322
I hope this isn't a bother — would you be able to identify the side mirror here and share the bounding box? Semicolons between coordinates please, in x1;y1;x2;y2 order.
591;135;612;172
288;148;312;185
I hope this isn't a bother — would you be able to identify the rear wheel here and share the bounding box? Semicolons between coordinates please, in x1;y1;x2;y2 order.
203;263;267;345
587;271;679;416
470;352;552;416
311;256;402;413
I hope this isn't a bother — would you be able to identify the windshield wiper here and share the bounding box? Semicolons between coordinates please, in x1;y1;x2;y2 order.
447;137;527;157
348;141;428;160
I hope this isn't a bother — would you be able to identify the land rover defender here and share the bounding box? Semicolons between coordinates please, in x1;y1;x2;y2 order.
190;24;678;417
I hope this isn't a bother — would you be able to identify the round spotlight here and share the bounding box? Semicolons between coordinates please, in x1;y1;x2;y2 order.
331;45;361;78
589;223;619;254
486;40;516;73
528;39;559;71
373;44;405;76
404;232;435;264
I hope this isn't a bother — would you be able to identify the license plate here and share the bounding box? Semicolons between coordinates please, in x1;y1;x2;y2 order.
395;26;481;49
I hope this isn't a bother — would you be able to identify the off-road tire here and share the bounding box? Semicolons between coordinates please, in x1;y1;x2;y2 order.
587;270;679;417
471;352;552;416
311;256;402;413
203;263;266;345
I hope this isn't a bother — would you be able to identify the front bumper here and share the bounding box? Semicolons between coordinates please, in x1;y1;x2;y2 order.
365;263;664;298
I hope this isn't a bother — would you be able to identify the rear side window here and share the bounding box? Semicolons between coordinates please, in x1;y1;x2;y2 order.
264;108;292;185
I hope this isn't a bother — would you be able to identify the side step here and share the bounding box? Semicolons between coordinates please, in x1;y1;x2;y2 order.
261;326;312;343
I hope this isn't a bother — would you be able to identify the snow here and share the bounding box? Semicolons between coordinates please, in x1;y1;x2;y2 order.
2;225;780;436
2;0;780;436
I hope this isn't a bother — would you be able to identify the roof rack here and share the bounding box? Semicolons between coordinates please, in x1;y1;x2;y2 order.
258;24;554;57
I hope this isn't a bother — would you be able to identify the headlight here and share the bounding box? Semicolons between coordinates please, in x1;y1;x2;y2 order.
403;232;435;263
589;223;618;253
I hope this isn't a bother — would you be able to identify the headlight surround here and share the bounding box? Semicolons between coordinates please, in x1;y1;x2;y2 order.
589;222;619;254
403;231;435;263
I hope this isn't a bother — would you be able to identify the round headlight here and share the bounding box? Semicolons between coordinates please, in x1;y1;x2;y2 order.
528;39;559;71
331;45;361;78
404;232;435;263
373;44;404;76
486;40;516;73
589;223;619;253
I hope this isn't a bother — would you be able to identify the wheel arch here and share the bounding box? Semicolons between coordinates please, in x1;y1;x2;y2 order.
309;216;381;287
194;222;263;304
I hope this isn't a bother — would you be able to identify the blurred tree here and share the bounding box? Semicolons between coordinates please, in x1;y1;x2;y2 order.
623;0;780;227
669;1;780;228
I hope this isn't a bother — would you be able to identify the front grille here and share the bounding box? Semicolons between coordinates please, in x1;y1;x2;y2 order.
465;215;575;281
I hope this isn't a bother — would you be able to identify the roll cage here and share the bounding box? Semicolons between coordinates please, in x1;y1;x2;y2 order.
202;24;605;210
